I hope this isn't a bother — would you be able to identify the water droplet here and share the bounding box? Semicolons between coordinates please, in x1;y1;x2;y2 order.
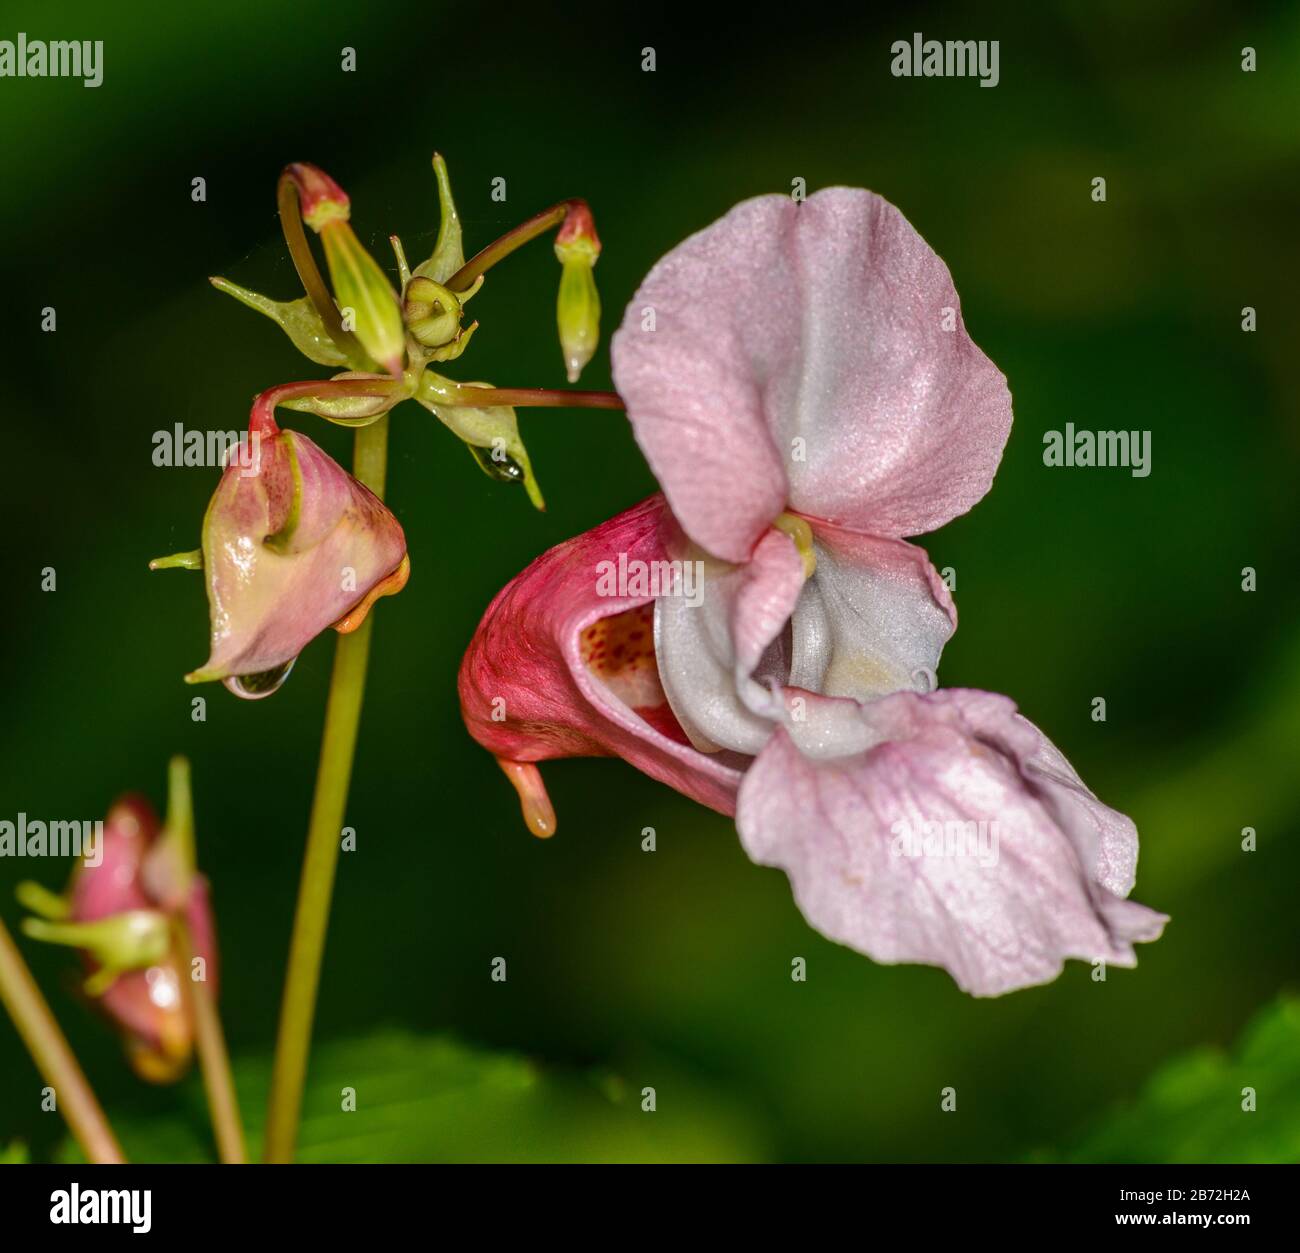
223;658;295;700
468;443;523;484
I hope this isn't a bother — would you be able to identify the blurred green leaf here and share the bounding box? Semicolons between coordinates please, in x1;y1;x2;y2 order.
1;1140;30;1164
1048;997;1300;1163
57;1031;764;1163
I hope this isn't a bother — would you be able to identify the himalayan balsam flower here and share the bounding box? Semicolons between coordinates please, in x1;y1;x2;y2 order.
153;393;409;698
460;188;1166;995
19;795;217;1082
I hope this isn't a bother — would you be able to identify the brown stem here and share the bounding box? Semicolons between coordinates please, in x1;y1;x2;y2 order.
427;381;624;410
444;200;587;292
277;172;368;368
0;916;125;1164
249;377;404;436
176;921;246;1164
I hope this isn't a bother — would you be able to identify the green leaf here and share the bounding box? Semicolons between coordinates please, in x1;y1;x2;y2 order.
1048;996;1300;1163
1;1140;30;1164
57;1031;764;1163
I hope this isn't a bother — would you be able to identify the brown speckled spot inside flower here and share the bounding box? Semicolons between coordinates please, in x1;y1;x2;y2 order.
581;604;689;745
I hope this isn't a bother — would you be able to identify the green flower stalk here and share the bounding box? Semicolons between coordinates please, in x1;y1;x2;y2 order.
188;153;626;1165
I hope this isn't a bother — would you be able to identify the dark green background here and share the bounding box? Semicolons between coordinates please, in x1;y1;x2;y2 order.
1;0;1297;1160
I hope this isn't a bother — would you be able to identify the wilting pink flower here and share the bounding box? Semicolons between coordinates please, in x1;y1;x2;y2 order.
460;188;1166;994
166;392;409;698
24;797;217;1082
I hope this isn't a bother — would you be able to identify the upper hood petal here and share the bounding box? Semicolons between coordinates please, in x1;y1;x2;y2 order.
734;688;1166;996
459;495;743;822
611;188;1012;560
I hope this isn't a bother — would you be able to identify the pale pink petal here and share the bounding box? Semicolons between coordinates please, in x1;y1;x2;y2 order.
459;495;743;819
735;688;1166;996
611;188;1012;560
1019;722;1141;898
655;520;955;755
788;519;956;702
655;527;808;755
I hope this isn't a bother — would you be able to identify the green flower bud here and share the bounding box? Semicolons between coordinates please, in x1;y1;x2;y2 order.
319;219;408;378
403;276;463;348
555;205;602;383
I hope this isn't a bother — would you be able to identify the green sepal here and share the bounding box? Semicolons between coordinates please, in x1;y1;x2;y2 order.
22;910;172;995
414;153;466;284
416;374;545;511
209;277;348;367
281;374;409;428
149;549;203;571
15;881;70;921
425;320;478;363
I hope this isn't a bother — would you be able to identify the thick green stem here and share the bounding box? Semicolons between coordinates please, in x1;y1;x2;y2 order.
0;916;125;1164
262;416;389;1164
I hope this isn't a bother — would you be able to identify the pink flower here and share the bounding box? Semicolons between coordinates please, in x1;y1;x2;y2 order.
460;189;1166;993
22;797;218;1082
460;495;742;836
735;689;1166;996
158;391;409;698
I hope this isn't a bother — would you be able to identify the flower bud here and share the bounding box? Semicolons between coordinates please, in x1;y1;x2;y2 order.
320;221;408;378
286;163;407;378
285;162;350;229
554;204;602;382
403;276;462;348
170;408;408;698
18;796;218;1083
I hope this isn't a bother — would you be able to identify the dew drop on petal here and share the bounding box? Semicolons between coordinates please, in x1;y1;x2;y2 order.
468;443;524;484
223;658;295;700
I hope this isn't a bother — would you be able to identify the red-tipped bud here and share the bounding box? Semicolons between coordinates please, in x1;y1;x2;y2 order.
554;203;602;383
285;162;350;231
